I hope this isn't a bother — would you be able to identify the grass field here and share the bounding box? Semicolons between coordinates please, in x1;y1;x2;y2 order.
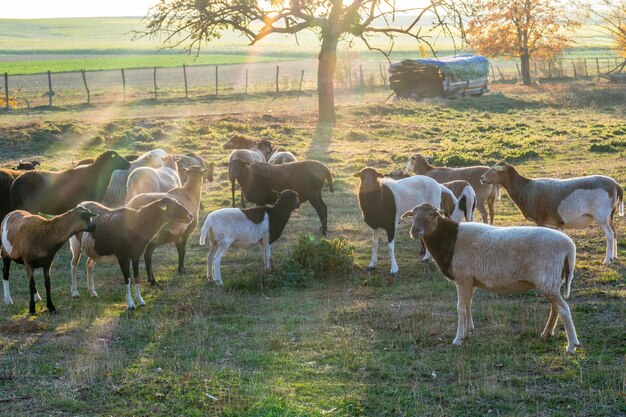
0;17;619;75
0;83;625;416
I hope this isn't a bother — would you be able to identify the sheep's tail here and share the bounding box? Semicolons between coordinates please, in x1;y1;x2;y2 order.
325;167;334;193
563;244;576;300
617;184;623;216
199;217;211;246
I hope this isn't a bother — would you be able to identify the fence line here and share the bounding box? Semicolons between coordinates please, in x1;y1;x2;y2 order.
0;56;623;110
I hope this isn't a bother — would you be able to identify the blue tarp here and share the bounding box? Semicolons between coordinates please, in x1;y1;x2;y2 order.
394;55;489;81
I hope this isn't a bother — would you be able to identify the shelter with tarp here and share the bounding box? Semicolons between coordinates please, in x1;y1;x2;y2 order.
389;54;489;99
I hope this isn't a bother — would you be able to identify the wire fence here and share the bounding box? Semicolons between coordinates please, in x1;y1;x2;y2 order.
1;56;624;110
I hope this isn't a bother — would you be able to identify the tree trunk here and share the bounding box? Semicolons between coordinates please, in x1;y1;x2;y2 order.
520;54;531;85
317;35;339;126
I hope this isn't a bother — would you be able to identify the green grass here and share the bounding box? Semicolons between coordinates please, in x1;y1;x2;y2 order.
0;54;290;75
0;84;625;416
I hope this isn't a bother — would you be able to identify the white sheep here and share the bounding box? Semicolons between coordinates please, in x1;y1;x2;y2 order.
126;155;182;202
268;151;297;165
199;190;300;285
402;203;580;353
481;162;623;264
101;149;167;207
354;167;463;279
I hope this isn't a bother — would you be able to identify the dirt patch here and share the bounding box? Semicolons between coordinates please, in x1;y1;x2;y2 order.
0;318;47;335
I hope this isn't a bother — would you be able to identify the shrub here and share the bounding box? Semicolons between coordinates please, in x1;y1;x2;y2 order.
589;143;617;153
291;234;355;277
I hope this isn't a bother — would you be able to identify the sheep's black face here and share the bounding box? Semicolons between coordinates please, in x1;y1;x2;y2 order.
228;159;248;181
97;151;131;171
402;204;442;239
277;189;300;209
158;198;193;223
74;207;98;233
354;167;383;190
481;162;509;185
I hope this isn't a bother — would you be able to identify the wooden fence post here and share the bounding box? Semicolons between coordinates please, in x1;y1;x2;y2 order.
80;69;90;104
245;68;248;95
121;68;126;102
153;67;158;99
275;65;280;93
571;60;577;79
595;58;600;73
558;60;563;77
497;65;505;81
359;65;364;87
299;70;304;93
4;73;8;110
379;63;386;86
215;65;219;96
515;62;521;80
533;61;538;78
583;59;588;77
490;63;496;81
183;64;188;98
47;70;53;106
548;61;552;79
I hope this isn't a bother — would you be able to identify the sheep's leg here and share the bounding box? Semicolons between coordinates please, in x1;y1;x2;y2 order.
26;265;37;315
176;235;188;274
476;200;489;224
118;258;135;310
240;188;246;208
144;242;158;286
212;242;231;286
310;195;328;237
86;258;98;297
541;294;559;340
367;229;380;270
610;211;618;260
555;295;579;353
466;287;476;334
206;242;219;280
132;259;146;307
388;239;399;278
452;283;472;346
43;264;55;314
2;256;13;305
599;220;615;264
261;236;271;272
487;193;496;225
70;237;81;298
231;179;237;207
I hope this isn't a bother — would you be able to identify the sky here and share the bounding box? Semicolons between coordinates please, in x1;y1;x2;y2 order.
0;0;159;19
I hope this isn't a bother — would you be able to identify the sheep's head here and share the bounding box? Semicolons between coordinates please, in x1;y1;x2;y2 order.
385;169;411;180
95;151;131;171
354;167;383;190
155;197;193;223
71;206;98;233
183;165;212;184
228;158;249;181
15;160;40;170
275;189;300;210
161;155;181;169
256;139;274;161
144;149;168;168
480;162;511;185
402;203;445;239
406;153;431;174
223;134;253;150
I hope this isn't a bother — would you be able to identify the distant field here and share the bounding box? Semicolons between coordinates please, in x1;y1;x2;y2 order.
0;54;289;75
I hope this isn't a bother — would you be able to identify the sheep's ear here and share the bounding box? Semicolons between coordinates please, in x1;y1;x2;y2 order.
183;167;190;172
353;170;362;178
159;203;168;211
401;210;413;219
270;190;281;199
436;208;446;218
200;168;208;174
87;212;99;219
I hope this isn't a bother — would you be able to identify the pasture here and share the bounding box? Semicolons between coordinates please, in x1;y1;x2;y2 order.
0;83;625;416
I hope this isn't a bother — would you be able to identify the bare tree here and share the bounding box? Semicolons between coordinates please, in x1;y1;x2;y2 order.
579;0;626;63
141;0;464;125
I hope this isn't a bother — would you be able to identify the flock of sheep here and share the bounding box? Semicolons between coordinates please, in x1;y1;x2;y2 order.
0;134;623;354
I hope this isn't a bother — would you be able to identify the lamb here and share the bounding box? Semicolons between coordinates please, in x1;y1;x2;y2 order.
15;160;40;170
69;197;192;308
126;155;182;202
10;151;131;215
228;139;273;207
441;180;476;222
126;165;208;285
354;167;463;278
480;161;624;264
406;154;498;224
228;159;334;236
199;189;300;285
2;206;97;315
175;153;213;184
268;151;297;165
100;149;167;207
402;203;580;353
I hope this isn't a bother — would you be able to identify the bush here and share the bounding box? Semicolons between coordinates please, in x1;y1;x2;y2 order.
589;143;617;153
292;234;355;277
